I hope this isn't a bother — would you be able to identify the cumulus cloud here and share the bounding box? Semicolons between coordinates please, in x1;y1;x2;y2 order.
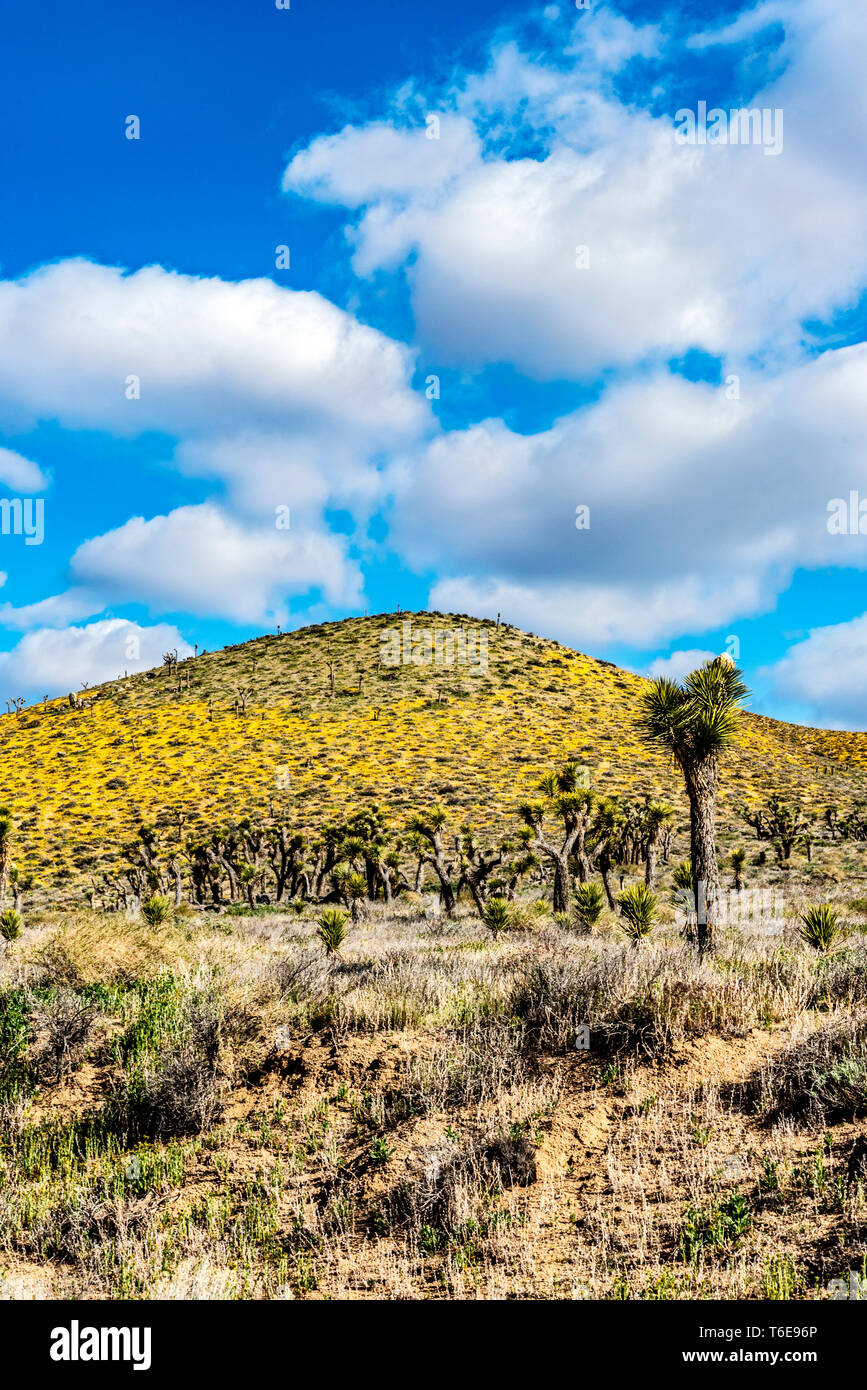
391;343;867;645
283;1;867;377
67;503;362;624
762;615;867;729
429;573;765;650
0;447;47;492
0;260;428;530
0;619;192;698
643;649;718;681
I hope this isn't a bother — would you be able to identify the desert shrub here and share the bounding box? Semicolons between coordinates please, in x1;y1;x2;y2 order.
128;1048;224;1138
271;945;331;999
573;883;605;932
402;1023;525;1113
482;897;511;936
807;940;867;1009
507;899;549;930
509;942;795;1057
617;885;659;944
799;904;846;954
387;1129;536;1240
753;1015;867;1122
29;990;99;1084
317;908;348;956
141;894;173;927
0;909;22;942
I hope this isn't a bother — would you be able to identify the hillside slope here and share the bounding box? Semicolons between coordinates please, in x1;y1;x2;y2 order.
2;611;865;901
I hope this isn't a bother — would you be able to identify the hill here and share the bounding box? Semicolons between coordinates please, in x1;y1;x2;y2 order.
2;611;866;903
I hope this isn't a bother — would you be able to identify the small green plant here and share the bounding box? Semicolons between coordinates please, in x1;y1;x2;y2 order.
573;882;605;931
317;907;348;955
679;1191;751;1263
0;908;22;942
617;884;658;943
483;897;511;936
799;904;846;954
141;894;173;927
369;1137;392;1165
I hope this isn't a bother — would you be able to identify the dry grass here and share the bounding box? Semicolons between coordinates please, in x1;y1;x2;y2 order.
1;890;866;1301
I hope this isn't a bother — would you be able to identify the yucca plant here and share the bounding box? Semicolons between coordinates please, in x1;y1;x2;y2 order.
730;848;746;890
0;908;22;943
617;884;659;945
573;882;605;932
141;893;173;927
483;896;511;936
317;907;348;955
798;904;846;954
672;861;695;893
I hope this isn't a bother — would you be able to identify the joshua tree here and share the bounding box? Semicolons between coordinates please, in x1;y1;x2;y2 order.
482;897;511;937
798;904;846;954
641;799;673;888
0;908;22;945
406;807;457;914
742;795;807;860
0;806;14;911
730;848;746;890
639;658;749;952
8;864;33;914
589;796;625;911
520;763;595;914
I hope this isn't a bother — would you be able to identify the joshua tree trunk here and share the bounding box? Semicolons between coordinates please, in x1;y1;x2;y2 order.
550;854;570;913
645;839;657;888
685;758;720;953
429;853;456;914
598;851;617;911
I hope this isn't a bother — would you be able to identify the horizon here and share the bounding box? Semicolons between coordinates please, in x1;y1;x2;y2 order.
12;605;864;737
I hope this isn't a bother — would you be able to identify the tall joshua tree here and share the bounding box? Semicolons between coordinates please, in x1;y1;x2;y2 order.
639;657;749;952
0;806;12;911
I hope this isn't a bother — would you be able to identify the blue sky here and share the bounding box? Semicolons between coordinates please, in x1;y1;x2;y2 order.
1;0;866;726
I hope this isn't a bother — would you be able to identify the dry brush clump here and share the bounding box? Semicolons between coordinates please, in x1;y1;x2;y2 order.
752;1013;867;1124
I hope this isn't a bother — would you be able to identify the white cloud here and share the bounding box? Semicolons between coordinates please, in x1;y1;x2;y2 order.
69;503;362;623
0;260;428;530
0;447;47;493
0;588;105;632
388;343;867;645
0;619;192;698
284;117;481;207
283;1;867;377
643;649;717;681
762;614;867;729
429;573;766;650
